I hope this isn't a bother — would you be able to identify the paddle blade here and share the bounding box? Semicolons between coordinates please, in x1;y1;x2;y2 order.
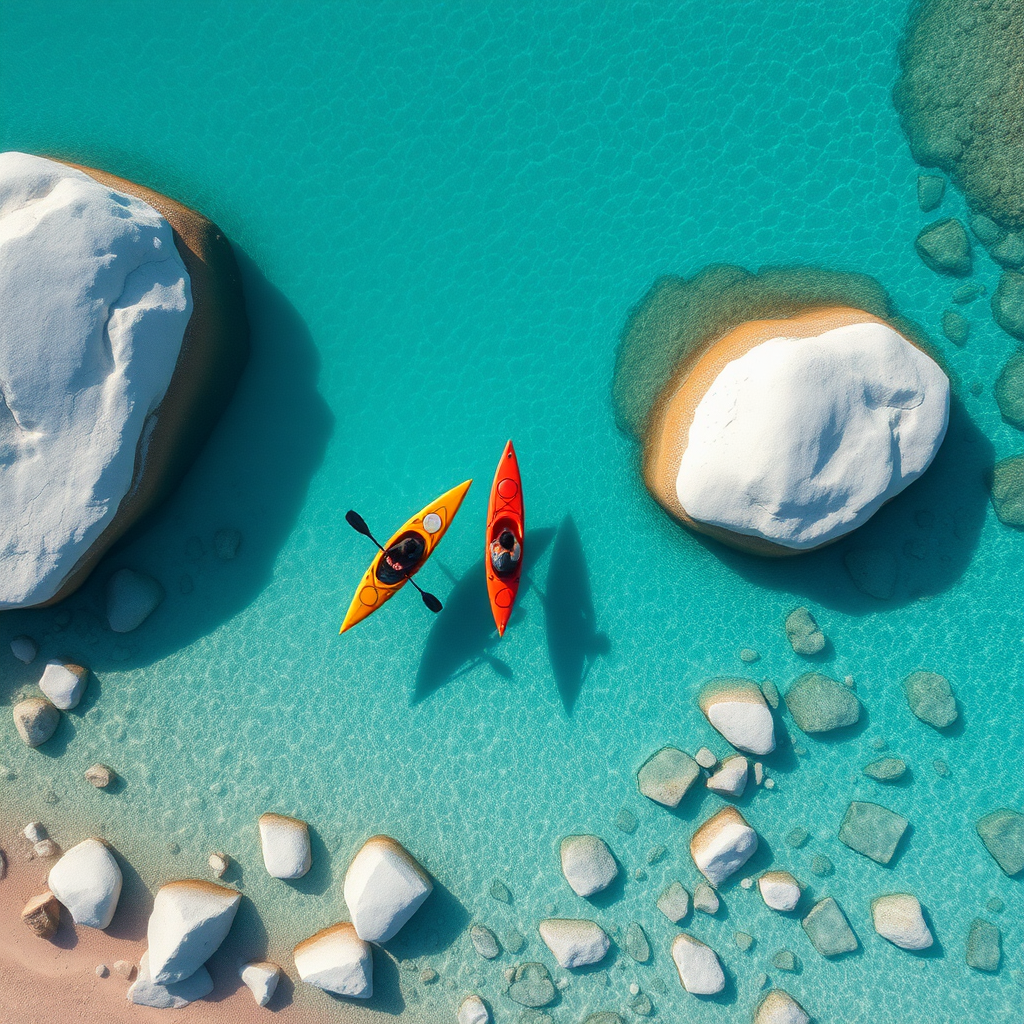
422;591;443;614
346;510;372;536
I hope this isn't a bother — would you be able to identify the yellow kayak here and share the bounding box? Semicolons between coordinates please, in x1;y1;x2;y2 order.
339;480;472;634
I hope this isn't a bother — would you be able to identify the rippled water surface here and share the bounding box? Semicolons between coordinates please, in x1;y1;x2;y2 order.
1;1;1021;1021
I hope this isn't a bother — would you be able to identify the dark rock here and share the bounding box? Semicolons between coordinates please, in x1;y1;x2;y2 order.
942;310;970;346
970;213;1006;248
785;673;861;734
915;219;972;276
904;670;958;728
810;855;833;877
995;349;1024;428
990;457;1024;526
503;929;525;954
785;828;808;849
844;546;897;599
614;808;638;834
802;897;857;956
917;174;945;212
771;949;796;972
489;879;512;903
106;568;165;632
991;232;1024;268
863;757;907;781
966;919;1001;972
22;891;60;939
992;271;1024;340
839;801;909;864
986;897;1004;914
952;281;986;304
976;809;1024;875
507;963;555;1008
784;607;825;655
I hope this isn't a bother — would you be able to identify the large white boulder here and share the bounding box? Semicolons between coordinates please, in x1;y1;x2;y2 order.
344;836;432;942
0;152;191;609
38;661;89;711
559;835;618;898
127;952;213;1009
240;961;281;1007
675;319;949;549
758;871;802;912
871;894;934;950
259;812;311;879
699;679;775;755
671;933;724;994
690;806;758;886
538;919;610;968
146;880;241;984
47;838;122;929
293;922;373;998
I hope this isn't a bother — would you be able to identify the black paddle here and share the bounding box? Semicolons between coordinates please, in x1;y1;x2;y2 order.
346;510;443;613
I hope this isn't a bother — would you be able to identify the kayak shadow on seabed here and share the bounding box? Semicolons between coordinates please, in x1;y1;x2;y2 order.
412;526;556;702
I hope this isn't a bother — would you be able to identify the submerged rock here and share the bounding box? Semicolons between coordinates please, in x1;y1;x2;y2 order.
344;835;432;942
258;812;311;879
843;546;898;599
693;882;719;915
489;879;512;903
863;757;907;782
754;989;810;1024
560;835;617;898
810;855;833;877
976;809;1024;876
839;801;909;865
47;838;122;929
995;349;1024;428
966;919;1001;972
10;635;37;664
13;697;59;746
785;607;826;655
698;678;775;755
802;897;857;957
990;457;1024;527
214;527;242;560
695;746;718;769
127;952;213;1008
293;922;372;998
240;961;280;1007
614;808;638;834
914;219;972;276
470;923;500;959
993;271;1024;340
771;949;796;972
917;174;945;212
690;806;758;886
942;310;970;346
903;670;958;728
538;919;609;968
507;963;555;1007
670;934;724;995
624;922;650;963
758;871;801;912
707;755;748;797
636;746;701;807
871;894;933;950
106;569;165;632
657;881;690;923
785;672;861;733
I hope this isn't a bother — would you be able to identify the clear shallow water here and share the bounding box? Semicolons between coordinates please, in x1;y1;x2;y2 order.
1;1;1021;1022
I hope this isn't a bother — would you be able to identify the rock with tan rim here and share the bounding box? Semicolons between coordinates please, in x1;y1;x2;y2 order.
560;834;618;898
38;660;89;710
871;894;934;950
698;679;775;755
637;746;701;807
13;697;59;746
754;989;810;1024
690;806;758;886
127;952;213;1009
47;838;122;929
758;871;801;912
538;919;610;968
85;763;115;788
22;891;60;938
259;812;311;879
642;307;948;555
707;755;748;796
147;879;241;984
344;836;432;942
240;961;281;1007
294;922;373;998
458;994;490;1024
671;933;724;994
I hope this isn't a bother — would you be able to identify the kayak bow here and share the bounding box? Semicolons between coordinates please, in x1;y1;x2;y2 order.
485;440;524;636
340;479;472;634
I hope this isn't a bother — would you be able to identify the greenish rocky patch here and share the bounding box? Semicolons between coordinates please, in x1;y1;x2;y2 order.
785;673;861;734
507;963;555;1007
941;310;969;346
995;349;1024;428
624;922;650;963
771;949;797;972
966;919;1001;972
976;809;1024;876
917;174;945;212
839;801;909;865
761;679;780;710
993;271;1024;340
802;897;858;957
785;606;826;656
903;670;958;729
734;931;754;951
810;855;833;877
863;757;907;782
915;219;973;276
990;457;1024;527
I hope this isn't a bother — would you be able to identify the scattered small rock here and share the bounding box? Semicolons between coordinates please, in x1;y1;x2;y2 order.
802;897;857;957
871;893;933;950
734;932;754;952
740;648;760;663
637;746;701;807
657;881;690;923
10;635;37;664
614;808;637;834
629;993;653;1016
870;736;888;750
903;670;958;728
470;924;500;959
240;961;280;1007
22;891;60;938
34;839;59;858
13;697;60;747
420;967;438;984
917;174;945;211
507;963;555;1007
970;213;1004;247
693;882;719;915
786;828;808;848
915;218;972;276
986;897;1004;914
753;762;764;786
694;746;717;769
761;680;780;710
976;809;1024;876
933;759;950;777
992;231;1024;269
951;281;985;303
214;527;242;560
85;764;116;789
24;822;47;842
646;844;666;865
942;310;970;346
863;757;907;782
785;607;825;655
489;879;512;903
740;877;754;889
764;778;776;790
560;835;617;897
707;755;748;797
208;852;229;878
966;919;1001;972
96;964;109;978
106;568;165;632
771;949;796;972
810;855;833;877
503;928;525;954
458;994;490;1024
113;959;137;980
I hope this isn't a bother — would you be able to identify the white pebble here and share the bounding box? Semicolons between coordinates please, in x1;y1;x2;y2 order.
24;822;47;842
764;778;776;790
629;983;640;995
740;877;754;889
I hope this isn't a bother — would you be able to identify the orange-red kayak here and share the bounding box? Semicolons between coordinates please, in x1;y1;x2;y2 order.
485;440;524;636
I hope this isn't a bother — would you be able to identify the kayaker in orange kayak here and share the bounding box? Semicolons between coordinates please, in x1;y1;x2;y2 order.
490;529;521;575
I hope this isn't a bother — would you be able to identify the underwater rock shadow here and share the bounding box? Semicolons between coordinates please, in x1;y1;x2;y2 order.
662;396;994;614
540;516;609;714
11;249;335;667
413;527;556;703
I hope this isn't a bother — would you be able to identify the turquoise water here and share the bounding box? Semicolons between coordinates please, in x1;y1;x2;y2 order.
1;1;1021;1022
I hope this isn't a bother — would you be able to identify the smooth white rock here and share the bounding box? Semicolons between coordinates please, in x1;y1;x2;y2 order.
240;961;281;1007
106;568;165;632
344;836;432;942
690;807;758;886
758;872;801;912
0;152;191;609
147;880;241;984
24;822;46;842
871;894;934;950
47;838;122;929
755;989;811;1024
538;919;610;968
208;852;229;879
293;922;372;998
560;835;618;898
127;952;212;1009
676;322;949;549
38;660;88;710
11;635;37;663
671;933;725;995
259;812;311;879
707;755;748;796
458;994;490;1024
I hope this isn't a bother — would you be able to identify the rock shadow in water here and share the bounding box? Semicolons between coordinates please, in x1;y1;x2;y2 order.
540;517;610;714
4;248;334;666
